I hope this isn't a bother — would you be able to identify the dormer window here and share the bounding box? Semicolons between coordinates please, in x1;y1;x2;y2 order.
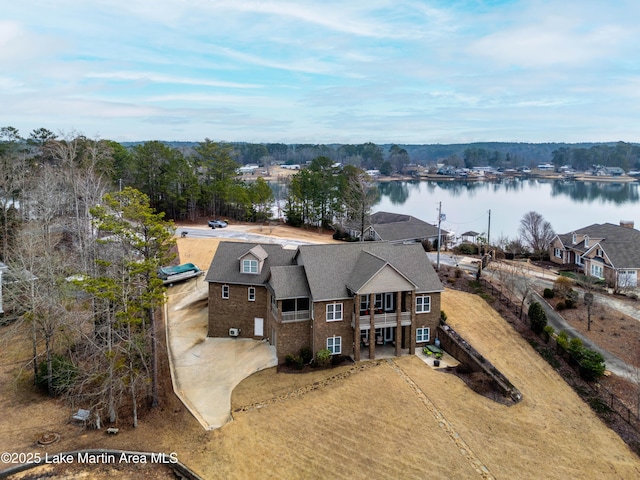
584;235;589;248
242;259;258;274
572;233;577;244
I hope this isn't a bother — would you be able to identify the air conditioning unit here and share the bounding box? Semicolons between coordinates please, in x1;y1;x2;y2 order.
229;328;241;337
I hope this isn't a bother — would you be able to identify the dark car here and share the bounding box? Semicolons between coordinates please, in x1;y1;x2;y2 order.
208;220;228;228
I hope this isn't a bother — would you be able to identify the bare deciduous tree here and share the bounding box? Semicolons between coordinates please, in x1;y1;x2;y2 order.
518;211;555;260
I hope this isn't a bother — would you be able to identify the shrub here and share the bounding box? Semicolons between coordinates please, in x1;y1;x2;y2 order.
568;337;584;359
285;354;304;369
421;239;433;252
553;276;573;297
316;349;332;368
556;331;569;351
556;301;566;310
578;349;606;381
528;301;547;334
454;268;463;278
300;347;313;364
543;325;554;342
440;310;448;324
36;354;78;395
543;288;555;298
564;298;575;309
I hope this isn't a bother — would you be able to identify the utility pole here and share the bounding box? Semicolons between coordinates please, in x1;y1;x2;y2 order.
436;202;443;270
487;209;491;248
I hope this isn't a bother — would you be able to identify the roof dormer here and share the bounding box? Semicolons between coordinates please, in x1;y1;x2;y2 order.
583;235;589;248
239;245;268;274
571;232;577;244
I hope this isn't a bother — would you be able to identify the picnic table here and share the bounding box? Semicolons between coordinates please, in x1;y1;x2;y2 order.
424;344;442;355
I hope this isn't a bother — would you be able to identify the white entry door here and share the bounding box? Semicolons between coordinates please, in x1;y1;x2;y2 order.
254;317;264;336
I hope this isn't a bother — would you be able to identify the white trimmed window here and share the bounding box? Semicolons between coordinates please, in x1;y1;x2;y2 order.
416;327;430;343
326;303;343;321
575;255;583;266
554;248;562;258
327;336;342;354
242;259;258;274
416;295;431;313
222;285;229;299
591;263;604;279
248;287;256;301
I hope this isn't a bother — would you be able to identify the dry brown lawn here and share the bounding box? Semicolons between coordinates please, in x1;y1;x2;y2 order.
2;230;640;479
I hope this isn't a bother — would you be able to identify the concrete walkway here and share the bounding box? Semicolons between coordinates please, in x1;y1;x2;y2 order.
164;277;277;430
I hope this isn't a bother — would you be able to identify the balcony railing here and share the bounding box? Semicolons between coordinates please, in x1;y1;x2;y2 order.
353;311;411;328
281;310;310;322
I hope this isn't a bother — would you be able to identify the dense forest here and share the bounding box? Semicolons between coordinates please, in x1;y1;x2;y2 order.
126;140;640;171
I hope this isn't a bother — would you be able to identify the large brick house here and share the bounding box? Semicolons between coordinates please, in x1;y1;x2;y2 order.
549;221;640;289
206;241;444;363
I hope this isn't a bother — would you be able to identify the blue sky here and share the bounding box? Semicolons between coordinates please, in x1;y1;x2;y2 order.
2;1;640;143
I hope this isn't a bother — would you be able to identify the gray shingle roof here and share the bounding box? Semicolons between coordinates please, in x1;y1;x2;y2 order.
205;242;297;285
368;211;441;243
207;240;443;301
267;266;311;299
296;242;443;301
557;223;640;268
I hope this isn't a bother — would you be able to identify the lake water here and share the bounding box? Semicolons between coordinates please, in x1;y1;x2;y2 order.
374;179;640;242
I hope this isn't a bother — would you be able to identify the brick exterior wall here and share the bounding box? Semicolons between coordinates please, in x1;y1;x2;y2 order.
208;283;269;339
413;292;441;349
273;320;311;364
312;299;355;358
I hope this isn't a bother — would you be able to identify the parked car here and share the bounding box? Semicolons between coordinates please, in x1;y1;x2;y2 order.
208;219;228;228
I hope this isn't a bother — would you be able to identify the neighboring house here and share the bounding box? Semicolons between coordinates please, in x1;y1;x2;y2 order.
347;211;448;246
206;241;444;363
549;221;640;289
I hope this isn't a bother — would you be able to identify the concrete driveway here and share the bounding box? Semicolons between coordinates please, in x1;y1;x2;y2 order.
164;277;277;430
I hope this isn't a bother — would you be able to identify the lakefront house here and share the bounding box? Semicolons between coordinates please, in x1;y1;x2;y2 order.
205;241;444;363
549;221;640;290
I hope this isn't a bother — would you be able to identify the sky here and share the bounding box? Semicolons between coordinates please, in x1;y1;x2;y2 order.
3;1;640;144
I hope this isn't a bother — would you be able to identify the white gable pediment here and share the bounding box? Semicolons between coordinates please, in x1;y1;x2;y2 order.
358;264;415;295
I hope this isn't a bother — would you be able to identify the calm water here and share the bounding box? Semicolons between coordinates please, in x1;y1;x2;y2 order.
374;179;640;241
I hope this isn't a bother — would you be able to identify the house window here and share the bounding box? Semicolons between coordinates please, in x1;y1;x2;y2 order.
416;327;430;343
584;236;589;248
416;295;431;313
327;336;342;354
596;248;604;258
591;263;604;279
360;296;369;314
242;259;258;274
326;303;343;321
222;285;229;299
248;287;256;301
554;248;562;258
575;255;583;266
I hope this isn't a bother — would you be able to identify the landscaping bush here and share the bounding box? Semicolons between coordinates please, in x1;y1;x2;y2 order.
568;337;584;359
440;310;448;324
528;301;547;334
578;349;606;381
285;354;304;369
556;301;566;310
300;347;313;364
553;276;573;298
543;325;554;342
543;288;555;299
565;298;575;309
556;330;569;351
316;349;331;368
454;268;463;278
